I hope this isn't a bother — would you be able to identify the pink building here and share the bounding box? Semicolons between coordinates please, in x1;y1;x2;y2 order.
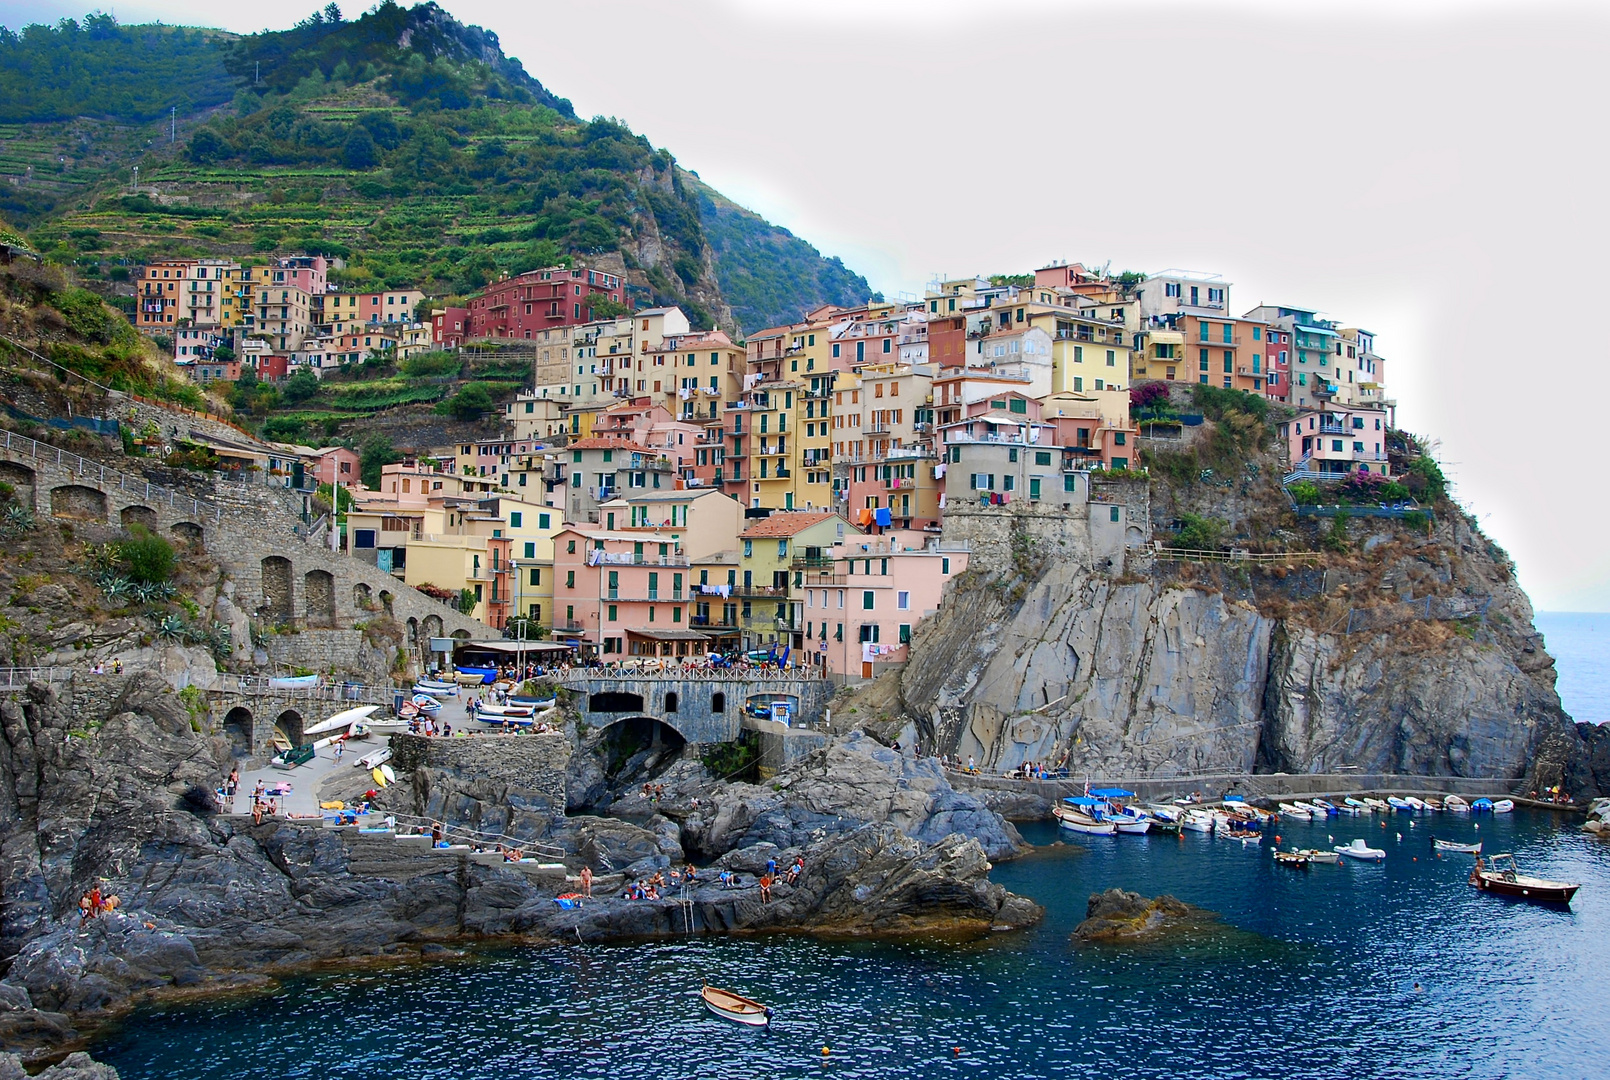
805;533;968;681
264;255;327;295
309;446;359;487
1278;406;1392;476
551;527;706;659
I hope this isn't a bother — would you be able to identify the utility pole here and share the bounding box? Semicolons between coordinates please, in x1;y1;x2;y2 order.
131;165;138;194
170;106;176;144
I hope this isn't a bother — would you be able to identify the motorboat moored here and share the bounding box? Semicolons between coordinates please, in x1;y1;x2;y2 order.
1444;796;1472;813
1274;850;1310;868
1469;854;1579;904
1278;802;1313;820
1055;798;1117;835
1179;809;1215;833
1491;799;1515;814
1297;848;1341;864
701;984;772;1026
1335;838;1387;862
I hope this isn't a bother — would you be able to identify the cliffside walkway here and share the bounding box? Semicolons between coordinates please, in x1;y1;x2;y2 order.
945;768;1554;807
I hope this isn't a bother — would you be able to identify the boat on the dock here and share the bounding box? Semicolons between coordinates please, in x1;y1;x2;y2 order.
1491;799;1515;814
1469;854;1579;904
353;714;410;737
1344;797;1372;812
455;666;498;685
354;746;392;770
1295;800;1332;817
1425;798;1445;811
1363;798;1390;812
268;674;319;690
412;679;459;697
700;984;772;1026
474;703;535;719
1405;797;1428;812
1278;802;1313;820
1335;802;1364;816
1179;809;1215;833
1310;798;1340;815
304;705;379;736
1055;797;1118;835
1274;850;1310;869
1445;796;1472;813
409;693;443;715
1433;838;1482;854
509;695;559;709
1297;848;1341;864
1387;797;1416;813
1335;839;1387;862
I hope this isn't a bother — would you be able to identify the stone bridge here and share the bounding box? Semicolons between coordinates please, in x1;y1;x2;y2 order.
0;427;486;656
555;674;834;745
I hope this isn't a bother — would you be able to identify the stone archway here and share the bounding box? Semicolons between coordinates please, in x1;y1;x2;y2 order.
261;557;294;619
171;521;204;549
594;715;689;787
223;705;254;755
406;616;418;644
304;569;335;626
49;484;107;522
0;461;37;511
590;690;646;713
379;589;394;616
119;505;158;531
354;582;374;612
273;709;304;747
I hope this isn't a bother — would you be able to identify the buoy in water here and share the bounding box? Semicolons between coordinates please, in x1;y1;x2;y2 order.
822;1047;830;1057
954;1047;962;1056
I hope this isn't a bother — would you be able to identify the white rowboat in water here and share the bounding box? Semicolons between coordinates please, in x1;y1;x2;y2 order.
701;984;772;1026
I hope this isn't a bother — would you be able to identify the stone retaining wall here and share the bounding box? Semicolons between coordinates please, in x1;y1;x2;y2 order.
390;732;571;823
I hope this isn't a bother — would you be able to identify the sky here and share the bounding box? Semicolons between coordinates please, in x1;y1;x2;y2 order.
3;0;1608;610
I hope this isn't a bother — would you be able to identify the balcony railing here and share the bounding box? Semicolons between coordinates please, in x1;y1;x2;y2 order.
790;556;836;570
588;552;691;568
734;584;787;598
556;620;587;632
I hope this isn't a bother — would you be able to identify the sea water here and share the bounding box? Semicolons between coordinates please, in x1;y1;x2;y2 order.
1535;611;1610;726
93;811;1610;1080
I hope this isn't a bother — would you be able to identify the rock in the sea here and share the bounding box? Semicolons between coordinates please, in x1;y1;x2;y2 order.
1072;888;1195;942
34;1052;121;1079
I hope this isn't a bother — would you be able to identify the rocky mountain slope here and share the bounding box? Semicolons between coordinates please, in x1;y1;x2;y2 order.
0;4;870;334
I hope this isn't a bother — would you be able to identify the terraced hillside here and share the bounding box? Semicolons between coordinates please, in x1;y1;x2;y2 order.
0;3;872;334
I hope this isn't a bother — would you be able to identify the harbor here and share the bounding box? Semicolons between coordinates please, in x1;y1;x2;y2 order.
89;807;1610;1080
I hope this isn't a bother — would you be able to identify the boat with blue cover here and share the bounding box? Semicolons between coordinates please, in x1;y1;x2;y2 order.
1054;796;1117;835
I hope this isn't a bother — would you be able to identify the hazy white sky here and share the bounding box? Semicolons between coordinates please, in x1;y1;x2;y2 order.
4;0;1608;610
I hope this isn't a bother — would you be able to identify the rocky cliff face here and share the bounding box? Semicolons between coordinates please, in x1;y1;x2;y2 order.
889;511;1591;793
0;675;1037;1059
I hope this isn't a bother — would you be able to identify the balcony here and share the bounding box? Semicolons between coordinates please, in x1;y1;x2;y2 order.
1197;335;1243;347
556;620;587;633
1237;366;1265;378
791;556;836;570
866;424;892;435
734;584;787;598
689;614;740;629
643;458;675;472
588;552;691;568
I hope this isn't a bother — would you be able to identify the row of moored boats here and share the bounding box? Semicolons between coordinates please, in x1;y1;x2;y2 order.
1275;795;1514;819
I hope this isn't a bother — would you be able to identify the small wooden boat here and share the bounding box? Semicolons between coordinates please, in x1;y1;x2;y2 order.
353;716;409;737
1404;797;1427;812
455;667;498;685
1274;850;1310;869
1344;797;1372;812
1444;796;1472;813
1335;839;1386;862
412;679;459;698
1433;838;1482;854
474;703;535;718
1387;796;1416;813
1362;798;1390;812
509;695;559;709
1470;854;1579;904
701;984;772;1026
268;674;319;689
1491;799;1515;814
1278;802;1313;820
1180;809;1215;833
1424;798;1445;812
1471;798;1494;812
1296;848;1341;864
410;693;443;714
1310;798;1340;815
354;746;392;770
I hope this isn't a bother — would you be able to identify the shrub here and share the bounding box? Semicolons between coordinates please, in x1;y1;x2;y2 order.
1322;514;1350;554
119;528;176;584
437;382;494;421
399;351;461;378
1406;456;1448;502
281;367;320;404
359;433;400;487
1172;512;1228;551
1289;481;1323;506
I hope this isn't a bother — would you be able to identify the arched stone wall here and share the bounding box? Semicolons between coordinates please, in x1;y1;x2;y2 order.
261;556;294;618
274;709;304;746
49;484;107;521
0;461;36;510
171;521;204;548
223;705;254;754
379;590;394;616
354;582;373;611
304;569;335;626
119;505;157;531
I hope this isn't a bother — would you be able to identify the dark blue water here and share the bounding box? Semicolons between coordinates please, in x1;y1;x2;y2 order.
94;811;1610;1080
1536;611;1610;726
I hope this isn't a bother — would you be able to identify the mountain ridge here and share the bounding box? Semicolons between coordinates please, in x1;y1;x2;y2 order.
0;3;871;334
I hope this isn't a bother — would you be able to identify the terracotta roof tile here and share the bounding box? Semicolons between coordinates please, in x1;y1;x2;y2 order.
739;511;840;538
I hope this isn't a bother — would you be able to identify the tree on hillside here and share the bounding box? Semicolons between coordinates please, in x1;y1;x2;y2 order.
342;126;378;170
439;382;493;422
281;367;320;404
359;433;400;488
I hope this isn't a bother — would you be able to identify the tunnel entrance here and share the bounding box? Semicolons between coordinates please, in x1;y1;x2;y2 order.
596;715;686;796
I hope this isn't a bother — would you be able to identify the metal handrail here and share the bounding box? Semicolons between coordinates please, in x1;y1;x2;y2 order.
1;426;224;523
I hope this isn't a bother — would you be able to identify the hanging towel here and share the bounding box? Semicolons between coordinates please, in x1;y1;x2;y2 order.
875;507;892;527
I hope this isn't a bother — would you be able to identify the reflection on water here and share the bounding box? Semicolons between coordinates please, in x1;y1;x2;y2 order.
95;811;1610;1080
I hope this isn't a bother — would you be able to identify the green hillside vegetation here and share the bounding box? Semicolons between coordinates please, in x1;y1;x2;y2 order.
0;4;876;334
695;180;875;331
0;14;233;124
